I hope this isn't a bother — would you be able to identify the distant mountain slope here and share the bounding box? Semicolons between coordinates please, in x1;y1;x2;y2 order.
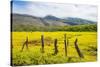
63;17;96;25
12;14;45;27
12;13;97;31
43;15;61;21
12;13;68;26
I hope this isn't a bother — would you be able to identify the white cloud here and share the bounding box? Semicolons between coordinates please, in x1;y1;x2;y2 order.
13;2;98;21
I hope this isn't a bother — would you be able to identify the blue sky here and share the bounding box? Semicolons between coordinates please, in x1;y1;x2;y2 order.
12;1;97;21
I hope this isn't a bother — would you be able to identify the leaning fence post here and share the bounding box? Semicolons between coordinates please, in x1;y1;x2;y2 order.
74;38;84;58
21;36;28;52
64;34;68;56
54;39;58;55
41;35;44;53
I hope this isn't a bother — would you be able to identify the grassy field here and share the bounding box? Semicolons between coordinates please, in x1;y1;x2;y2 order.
11;32;97;66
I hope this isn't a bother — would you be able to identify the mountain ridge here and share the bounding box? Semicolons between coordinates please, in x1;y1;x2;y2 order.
12;13;97;31
12;13;96;25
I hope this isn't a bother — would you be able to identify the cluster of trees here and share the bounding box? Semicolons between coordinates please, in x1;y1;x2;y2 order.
57;24;97;32
12;24;97;32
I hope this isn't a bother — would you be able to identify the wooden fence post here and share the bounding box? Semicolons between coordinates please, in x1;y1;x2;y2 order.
41;35;44;53
26;37;28;50
64;34;68;56
54;39;58;55
74;38;84;58
21;37;28;52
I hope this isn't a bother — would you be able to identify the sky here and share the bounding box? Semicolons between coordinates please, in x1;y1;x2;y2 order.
12;1;98;21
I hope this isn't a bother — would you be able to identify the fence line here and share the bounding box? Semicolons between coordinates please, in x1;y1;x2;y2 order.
20;34;84;58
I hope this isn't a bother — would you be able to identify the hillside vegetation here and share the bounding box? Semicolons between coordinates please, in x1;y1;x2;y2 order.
12;24;97;32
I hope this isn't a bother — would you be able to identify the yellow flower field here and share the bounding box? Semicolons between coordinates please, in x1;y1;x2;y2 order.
11;32;97;66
